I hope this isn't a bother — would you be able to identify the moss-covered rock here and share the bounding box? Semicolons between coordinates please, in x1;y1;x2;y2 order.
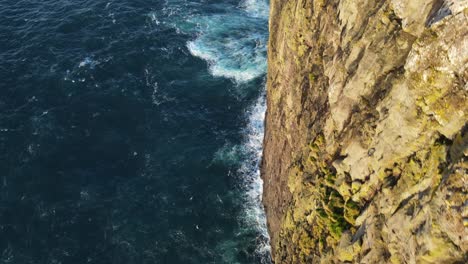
262;0;468;263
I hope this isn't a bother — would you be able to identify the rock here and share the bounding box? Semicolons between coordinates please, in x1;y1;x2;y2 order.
262;0;468;263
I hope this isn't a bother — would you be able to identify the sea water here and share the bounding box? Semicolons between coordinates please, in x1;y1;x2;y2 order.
0;0;270;263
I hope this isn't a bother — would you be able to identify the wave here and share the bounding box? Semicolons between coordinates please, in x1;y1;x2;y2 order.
160;0;271;261
187;40;265;83
188;0;271;261
241;0;269;18
185;1;268;83
238;92;271;260
211;92;270;263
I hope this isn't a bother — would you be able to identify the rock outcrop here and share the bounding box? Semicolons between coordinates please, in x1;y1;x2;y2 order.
261;0;467;263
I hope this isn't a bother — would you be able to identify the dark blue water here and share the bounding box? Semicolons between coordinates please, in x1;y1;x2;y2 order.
0;0;270;263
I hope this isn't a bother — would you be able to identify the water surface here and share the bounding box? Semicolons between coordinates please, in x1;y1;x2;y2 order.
0;0;270;263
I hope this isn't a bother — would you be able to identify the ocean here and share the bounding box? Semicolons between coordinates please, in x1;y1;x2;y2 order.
0;0;270;263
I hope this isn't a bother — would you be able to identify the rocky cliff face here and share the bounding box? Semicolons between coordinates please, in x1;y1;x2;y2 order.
261;0;467;263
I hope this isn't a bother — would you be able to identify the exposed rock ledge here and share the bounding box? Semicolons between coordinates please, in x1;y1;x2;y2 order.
261;0;467;263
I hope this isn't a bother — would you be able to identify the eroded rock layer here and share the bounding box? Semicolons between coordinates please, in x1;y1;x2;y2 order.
262;0;468;263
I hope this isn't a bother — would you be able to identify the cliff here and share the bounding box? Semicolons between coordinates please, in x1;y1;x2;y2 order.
261;0;467;263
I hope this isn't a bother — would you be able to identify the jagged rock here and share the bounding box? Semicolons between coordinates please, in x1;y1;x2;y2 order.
262;0;468;263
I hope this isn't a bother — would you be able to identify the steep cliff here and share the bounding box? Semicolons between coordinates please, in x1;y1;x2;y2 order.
262;0;468;263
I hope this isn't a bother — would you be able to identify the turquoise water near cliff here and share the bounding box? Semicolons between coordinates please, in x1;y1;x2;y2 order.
0;0;270;263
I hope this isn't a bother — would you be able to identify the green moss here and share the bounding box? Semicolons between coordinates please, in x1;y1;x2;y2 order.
351;181;361;193
325;173;336;185
344;200;360;225
317;208;327;218
329;189;343;201
297;44;308;57
279;133;363;259
297;231;315;256
309;73;315;82
329;219;346;239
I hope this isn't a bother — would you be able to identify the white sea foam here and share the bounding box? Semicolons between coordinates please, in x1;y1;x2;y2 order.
78;57;94;68
167;0;271;260
148;12;161;25
241;0;269;18
188;0;271;259
187;38;265;83
185;4;268;83
212;91;271;261
238;92;271;259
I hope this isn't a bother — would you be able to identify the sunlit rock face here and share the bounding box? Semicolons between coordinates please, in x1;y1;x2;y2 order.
262;0;467;263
